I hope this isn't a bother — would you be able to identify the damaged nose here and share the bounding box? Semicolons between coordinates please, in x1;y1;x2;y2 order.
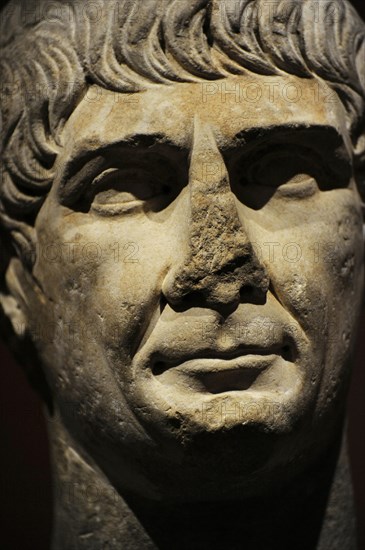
162;120;269;314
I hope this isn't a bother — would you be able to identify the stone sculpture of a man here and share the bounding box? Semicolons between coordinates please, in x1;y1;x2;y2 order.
0;0;364;548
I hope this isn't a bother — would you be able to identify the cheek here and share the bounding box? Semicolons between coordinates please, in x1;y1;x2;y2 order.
256;193;364;335
274;229;363;335
265;199;363;406
244;195;363;397
30;215;167;444
315;207;364;339
32;209;174;383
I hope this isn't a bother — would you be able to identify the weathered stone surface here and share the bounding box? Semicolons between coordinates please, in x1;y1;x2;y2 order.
0;1;364;548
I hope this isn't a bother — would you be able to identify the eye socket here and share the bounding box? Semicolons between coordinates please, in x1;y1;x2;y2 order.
229;147;335;210
84;167;174;214
92;168;169;202
243;151;316;190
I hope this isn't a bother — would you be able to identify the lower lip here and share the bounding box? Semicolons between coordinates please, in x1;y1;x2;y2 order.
154;354;280;393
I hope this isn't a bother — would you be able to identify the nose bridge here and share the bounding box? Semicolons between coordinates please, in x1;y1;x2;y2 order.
188;120;246;265
163;119;269;309
189;120;231;199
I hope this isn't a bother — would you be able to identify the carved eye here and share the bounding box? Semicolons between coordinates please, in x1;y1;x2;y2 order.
244;152;316;190
88;168;172;214
230;148;328;209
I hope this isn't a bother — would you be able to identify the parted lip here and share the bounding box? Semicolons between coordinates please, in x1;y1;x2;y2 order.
149;344;293;376
133;310;299;386
132;314;299;394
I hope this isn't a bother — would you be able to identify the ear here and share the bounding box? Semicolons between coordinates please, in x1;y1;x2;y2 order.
353;133;365;236
0;257;53;410
0;256;42;340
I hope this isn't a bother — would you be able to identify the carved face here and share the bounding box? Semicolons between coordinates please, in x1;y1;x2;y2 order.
22;73;364;499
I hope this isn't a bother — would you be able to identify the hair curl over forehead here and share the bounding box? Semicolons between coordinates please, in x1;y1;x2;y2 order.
0;0;365;267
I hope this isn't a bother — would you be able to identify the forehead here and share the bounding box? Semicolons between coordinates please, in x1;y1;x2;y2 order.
61;73;349;155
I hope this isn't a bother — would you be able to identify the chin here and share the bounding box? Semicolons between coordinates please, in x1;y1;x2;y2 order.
121;425;316;502
112;391;338;502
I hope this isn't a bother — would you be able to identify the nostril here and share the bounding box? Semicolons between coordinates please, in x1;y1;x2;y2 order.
183;291;205;305
239;285;267;305
153;361;166;376
160;295;168;314
167;290;209;311
282;344;294;362
239;285;254;298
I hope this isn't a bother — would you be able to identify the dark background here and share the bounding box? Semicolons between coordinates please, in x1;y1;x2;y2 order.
1;1;365;549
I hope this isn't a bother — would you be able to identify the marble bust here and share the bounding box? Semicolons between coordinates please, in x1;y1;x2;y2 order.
0;0;364;548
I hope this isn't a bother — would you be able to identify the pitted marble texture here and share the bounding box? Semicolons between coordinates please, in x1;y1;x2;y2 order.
0;1;364;548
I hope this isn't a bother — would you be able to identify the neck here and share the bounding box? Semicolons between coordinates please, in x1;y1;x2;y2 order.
48;417;357;550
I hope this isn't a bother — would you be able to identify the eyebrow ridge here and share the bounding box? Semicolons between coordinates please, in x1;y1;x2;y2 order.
231;123;347;151
59;134;184;186
57;133;187;204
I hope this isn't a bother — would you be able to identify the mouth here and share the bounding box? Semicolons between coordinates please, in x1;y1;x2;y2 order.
151;346;293;394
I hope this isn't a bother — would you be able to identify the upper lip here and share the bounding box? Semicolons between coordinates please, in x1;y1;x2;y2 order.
133;309;297;376
146;343;292;376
